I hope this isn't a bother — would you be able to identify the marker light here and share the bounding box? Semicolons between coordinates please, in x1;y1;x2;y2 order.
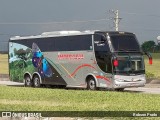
113;59;118;67
144;52;152;65
149;58;152;65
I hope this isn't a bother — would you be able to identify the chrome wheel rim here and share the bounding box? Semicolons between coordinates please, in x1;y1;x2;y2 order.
89;80;95;90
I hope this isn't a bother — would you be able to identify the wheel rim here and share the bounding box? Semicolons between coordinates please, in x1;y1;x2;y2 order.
89;79;95;90
25;77;31;86
34;77;39;87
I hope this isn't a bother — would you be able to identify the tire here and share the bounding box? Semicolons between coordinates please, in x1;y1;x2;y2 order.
87;77;97;90
33;75;41;88
24;75;32;87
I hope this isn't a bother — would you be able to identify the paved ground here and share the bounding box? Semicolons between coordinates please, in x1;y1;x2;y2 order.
0;79;160;94
125;87;160;94
0;80;24;86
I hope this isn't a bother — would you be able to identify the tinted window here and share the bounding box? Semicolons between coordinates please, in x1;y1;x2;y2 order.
110;35;140;51
94;34;110;52
11;35;92;52
95;55;112;73
54;35;92;51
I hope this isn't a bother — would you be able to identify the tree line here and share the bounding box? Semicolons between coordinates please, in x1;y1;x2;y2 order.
141;40;160;53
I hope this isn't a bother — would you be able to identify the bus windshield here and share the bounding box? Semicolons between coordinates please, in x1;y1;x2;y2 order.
110;35;140;52
114;56;145;75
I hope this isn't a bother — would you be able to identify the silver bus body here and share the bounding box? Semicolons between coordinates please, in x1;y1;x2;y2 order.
8;30;148;90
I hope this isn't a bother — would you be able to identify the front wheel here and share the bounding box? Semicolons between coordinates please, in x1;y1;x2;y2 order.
87;77;97;90
33;75;41;88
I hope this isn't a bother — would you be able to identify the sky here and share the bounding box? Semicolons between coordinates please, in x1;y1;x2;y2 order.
1;0;160;51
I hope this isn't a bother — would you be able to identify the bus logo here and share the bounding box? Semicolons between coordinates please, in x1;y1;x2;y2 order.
58;53;84;60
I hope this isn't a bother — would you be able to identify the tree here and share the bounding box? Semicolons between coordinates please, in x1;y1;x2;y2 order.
16;49;27;60
141;41;156;52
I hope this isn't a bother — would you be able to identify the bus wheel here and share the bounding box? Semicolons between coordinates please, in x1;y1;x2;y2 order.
24;75;32;87
87;77;96;90
115;88;124;91
33;75;41;88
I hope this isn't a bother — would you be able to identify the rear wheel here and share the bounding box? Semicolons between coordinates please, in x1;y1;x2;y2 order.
24;75;32;87
33;75;41;88
87;77;96;90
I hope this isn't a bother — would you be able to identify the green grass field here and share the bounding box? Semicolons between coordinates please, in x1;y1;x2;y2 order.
0;85;160;111
0;54;8;74
144;53;160;79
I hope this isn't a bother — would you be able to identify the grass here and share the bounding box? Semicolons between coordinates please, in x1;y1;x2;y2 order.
0;54;8;74
145;53;160;79
0;85;160;111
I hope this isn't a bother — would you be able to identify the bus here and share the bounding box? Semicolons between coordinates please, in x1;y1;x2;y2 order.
8;30;152;90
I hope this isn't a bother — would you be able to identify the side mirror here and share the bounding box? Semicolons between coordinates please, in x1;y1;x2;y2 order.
144;52;152;65
94;41;105;46
94;34;107;46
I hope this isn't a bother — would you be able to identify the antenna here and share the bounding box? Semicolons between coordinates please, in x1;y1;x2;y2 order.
109;10;122;31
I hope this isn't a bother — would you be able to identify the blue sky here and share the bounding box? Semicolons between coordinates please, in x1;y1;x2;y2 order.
1;0;160;50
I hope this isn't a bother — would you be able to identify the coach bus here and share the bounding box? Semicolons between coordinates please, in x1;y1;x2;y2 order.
8;30;152;90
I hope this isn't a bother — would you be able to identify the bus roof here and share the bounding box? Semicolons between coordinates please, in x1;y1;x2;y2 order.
10;30;98;41
95;31;135;36
10;30;135;41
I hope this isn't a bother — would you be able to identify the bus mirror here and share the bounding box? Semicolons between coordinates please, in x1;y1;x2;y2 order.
144;52;152;65
95;41;105;46
94;34;106;45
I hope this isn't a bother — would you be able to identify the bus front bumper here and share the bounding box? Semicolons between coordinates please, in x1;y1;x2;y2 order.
113;75;146;89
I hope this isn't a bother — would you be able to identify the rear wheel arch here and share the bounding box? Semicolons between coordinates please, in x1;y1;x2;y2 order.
86;74;98;85
24;72;32;80
32;72;42;84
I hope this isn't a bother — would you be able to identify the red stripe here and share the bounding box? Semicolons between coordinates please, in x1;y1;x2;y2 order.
96;75;111;83
70;64;96;77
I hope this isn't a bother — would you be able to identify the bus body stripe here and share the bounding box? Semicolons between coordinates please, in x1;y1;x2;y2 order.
58;63;76;80
70;64;96;77
96;75;111;83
